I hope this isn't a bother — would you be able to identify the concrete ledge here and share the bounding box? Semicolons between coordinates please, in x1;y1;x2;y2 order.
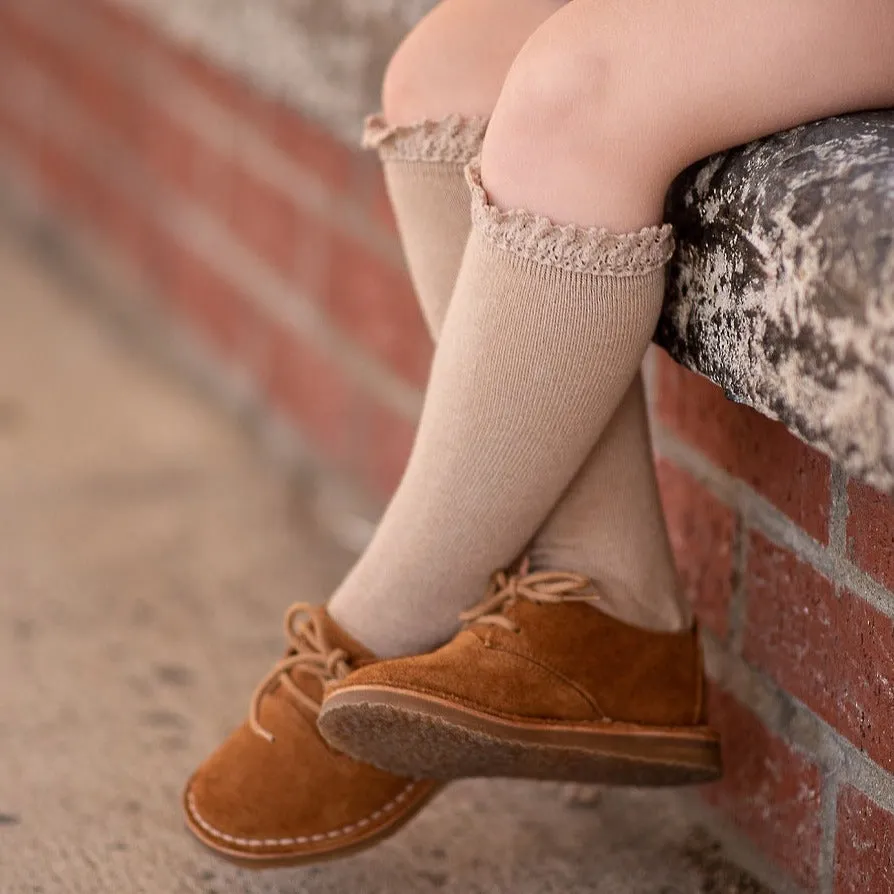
660;113;894;493
117;0;894;491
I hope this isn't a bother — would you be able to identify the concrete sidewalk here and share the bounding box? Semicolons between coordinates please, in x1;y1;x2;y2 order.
0;228;769;893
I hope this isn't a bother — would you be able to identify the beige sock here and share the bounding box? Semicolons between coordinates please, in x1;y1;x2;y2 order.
329;155;686;656
363;115;488;335
363;116;686;633
529;374;690;630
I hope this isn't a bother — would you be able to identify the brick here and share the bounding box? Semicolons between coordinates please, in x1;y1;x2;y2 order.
165;246;270;372
368;164;399;235
358;400;418;499
351;154;398;235
0;4;77;88
187;136;236;223
90;0;156;51
36;136;93;216
132;212;183;291
656;459;736;638
324;231;432;387
137;104;200;198
97;191;157;276
228;164;300;278
656;351;830;542
702;687;822;891
266;324;358;464
167;49;269;124
137;108;329;294
135;102;234;223
0;99;23;154
88;0;276;132
5;3;148;153
66;154;127;239
847;479;894;592
835;786;894;894
65;50;143;148
268;102;354;193
4;121;50;203
743;533;894;772
0;74;57;192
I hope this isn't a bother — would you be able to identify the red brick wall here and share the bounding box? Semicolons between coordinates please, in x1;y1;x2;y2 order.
653;354;894;893
2;3;893;891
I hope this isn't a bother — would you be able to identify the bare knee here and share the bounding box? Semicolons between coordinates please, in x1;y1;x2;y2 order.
481;0;894;229
382;0;563;125
480;3;684;228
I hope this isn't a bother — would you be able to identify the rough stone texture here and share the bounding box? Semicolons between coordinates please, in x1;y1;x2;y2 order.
0;231;774;892
659;113;894;494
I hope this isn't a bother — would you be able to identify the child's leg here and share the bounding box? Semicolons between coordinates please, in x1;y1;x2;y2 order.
371;0;562;336
382;0;565;127
332;0;894;658
181;2;567;865
473;0;894;625
317;0;894;783
331;59;677;657
359;0;690;643
483;0;894;229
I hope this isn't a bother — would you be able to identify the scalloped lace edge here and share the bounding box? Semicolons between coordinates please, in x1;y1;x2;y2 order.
465;161;674;275
363;114;488;163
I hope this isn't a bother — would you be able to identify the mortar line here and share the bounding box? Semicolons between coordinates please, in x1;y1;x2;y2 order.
725;510;750;654
703;630;894;814
828;464;849;559
655;423;894;621
818;771;840;894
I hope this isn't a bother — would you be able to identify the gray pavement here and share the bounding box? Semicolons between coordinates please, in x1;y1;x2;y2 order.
0;229;770;893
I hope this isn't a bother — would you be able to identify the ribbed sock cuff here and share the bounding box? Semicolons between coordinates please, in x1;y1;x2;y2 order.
363;114;488;164
465;160;674;276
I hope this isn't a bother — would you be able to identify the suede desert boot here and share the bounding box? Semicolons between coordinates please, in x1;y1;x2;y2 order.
183;604;440;867
319;565;722;786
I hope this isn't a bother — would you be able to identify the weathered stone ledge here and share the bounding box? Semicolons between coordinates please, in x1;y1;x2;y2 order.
660;113;894;492
119;0;894;491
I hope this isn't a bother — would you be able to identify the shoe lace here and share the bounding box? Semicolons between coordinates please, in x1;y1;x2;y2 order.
248;602;352;743
459;558;598;633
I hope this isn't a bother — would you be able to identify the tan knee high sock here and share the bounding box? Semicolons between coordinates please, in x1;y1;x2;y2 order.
530;374;690;630
363;115;488;335
329;158;685;656
357;116;688;638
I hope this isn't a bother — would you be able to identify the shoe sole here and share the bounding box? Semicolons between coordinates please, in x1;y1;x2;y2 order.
319;686;723;786
183;777;443;869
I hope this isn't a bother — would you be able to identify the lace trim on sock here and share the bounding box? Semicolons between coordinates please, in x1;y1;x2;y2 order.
363;114;488;163
465;160;674;275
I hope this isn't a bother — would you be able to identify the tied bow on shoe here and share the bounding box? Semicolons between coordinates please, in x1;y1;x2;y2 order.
249;603;352;743
459;558;600;633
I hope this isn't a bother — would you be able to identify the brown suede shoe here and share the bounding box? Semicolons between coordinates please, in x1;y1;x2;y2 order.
318;567;722;786
183;604;441;867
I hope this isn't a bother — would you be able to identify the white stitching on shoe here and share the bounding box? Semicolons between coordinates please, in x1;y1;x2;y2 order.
186;783;418;849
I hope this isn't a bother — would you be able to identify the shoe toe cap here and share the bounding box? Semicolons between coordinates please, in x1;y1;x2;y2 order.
183;701;428;862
